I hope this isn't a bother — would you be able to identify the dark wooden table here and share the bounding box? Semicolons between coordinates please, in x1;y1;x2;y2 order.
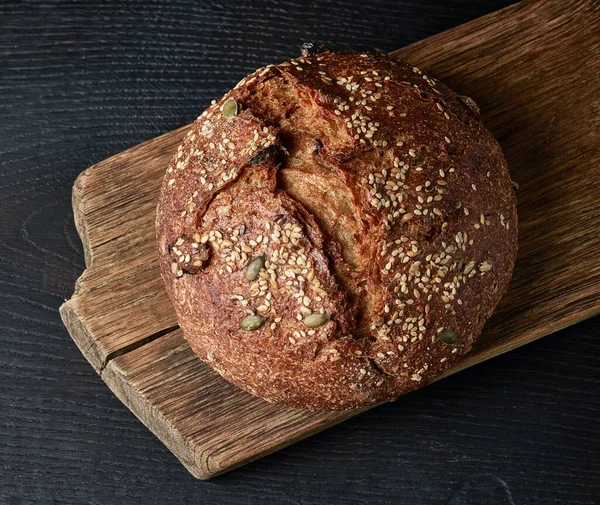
1;1;599;503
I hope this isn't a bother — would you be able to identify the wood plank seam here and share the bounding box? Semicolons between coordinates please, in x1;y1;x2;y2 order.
98;325;180;375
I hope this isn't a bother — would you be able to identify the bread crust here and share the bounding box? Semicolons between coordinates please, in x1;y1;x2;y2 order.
156;50;518;410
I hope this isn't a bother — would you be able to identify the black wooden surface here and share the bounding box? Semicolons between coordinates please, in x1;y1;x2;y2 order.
1;1;599;504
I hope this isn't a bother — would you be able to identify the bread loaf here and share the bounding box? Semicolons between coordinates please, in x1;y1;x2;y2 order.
156;47;518;410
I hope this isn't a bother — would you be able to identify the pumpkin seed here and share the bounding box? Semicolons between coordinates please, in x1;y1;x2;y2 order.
437;328;458;345
303;312;329;328
222;98;238;119
245;255;266;281
240;314;266;331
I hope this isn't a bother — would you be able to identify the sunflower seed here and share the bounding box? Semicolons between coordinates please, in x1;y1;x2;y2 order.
248;144;278;165
300;42;330;57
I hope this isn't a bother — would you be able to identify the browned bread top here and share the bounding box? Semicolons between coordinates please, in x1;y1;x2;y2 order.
155;48;518;410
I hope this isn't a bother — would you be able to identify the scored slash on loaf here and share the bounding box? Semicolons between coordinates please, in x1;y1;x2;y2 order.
155;48;518;410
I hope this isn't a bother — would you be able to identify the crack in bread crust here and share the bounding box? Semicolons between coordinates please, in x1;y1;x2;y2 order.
156;50;518;410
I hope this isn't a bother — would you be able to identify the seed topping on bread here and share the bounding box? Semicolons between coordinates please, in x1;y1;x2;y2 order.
156;47;518;410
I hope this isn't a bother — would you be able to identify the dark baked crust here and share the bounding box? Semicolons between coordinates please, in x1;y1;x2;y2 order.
155;50;518;410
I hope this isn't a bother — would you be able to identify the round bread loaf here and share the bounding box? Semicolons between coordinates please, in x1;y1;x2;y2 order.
156;47;518;411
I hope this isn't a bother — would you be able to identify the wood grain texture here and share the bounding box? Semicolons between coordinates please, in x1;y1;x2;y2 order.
3;0;600;503
58;0;600;479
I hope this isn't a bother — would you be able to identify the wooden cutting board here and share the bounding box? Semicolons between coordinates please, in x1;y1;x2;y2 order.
60;0;600;479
